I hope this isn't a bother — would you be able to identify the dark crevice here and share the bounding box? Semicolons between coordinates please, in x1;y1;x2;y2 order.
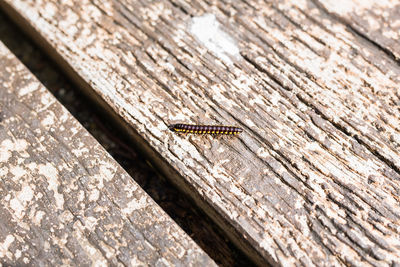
168;0;191;16
0;8;255;267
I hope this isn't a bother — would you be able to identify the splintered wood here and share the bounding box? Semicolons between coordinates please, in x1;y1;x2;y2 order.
0;41;214;266
2;0;399;265
314;0;400;60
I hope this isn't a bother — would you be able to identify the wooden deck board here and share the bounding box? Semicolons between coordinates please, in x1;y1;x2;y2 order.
313;0;400;60
2;0;399;265
0;41;215;266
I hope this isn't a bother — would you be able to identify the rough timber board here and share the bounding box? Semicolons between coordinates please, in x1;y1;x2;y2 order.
0;42;214;266
314;0;400;60
2;0;400;266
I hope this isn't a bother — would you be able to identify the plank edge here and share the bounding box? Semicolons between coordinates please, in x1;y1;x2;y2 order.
0;2;269;266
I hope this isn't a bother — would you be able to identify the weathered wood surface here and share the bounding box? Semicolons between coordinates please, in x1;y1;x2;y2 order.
2;0;400;266
314;0;400;60
0;41;214;266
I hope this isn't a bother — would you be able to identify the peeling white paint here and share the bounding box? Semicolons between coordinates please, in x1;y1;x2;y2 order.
33;210;45;226
190;14;240;64
122;196;149;215
84;216;98;231
10;165;26;181
10;197;25;219
0;139;28;163
18;82;40;97
0;235;15;258
130;255;145;266
14;249;21;259
99;162;117;182
256;147;269;158
89;189;100;201
38;163;64;210
321;0;397;15
17;185;34;203
41;115;55;127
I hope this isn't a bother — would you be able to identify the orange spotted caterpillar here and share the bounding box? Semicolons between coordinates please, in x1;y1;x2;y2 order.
168;124;243;135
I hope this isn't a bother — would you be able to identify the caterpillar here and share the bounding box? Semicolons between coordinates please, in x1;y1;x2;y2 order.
168;124;243;135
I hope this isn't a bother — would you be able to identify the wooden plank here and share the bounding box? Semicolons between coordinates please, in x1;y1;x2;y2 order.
0;41;214;266
313;0;400;60
2;0;400;265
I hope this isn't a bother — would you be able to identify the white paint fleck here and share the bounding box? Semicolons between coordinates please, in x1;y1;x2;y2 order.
0;139;28;163
89;189;100;201
294;199;304;210
42;2;57;20
87;5;102;21
305;141;321;152
257;147;270;158
72;141;89;157
321;0;398;15
382;29;399;39
15;249;21;259
99;163;116;182
229;184;244;196
15;139;28;151
43;241;50;252
0;235;15;258
78;190;85;202
33;210;45;226
295;214;310;236
10;198;25;219
259;236;277;261
0;167;8;178
190;14;240;64
84;216;98;231
41;115;55;127
155;258;171;267
38;163;64;210
255;206;266;218
9;184;34;219
10;165;26;181
18;185;34;203
122;196;149;215
40;92;54;106
18;82;40;97
130;255;145;266
245;119;256;128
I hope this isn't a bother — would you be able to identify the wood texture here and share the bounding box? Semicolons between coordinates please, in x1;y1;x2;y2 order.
314;0;400;60
1;0;399;265
0;41;214;266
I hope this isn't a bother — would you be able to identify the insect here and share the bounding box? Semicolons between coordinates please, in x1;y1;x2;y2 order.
168;123;243;135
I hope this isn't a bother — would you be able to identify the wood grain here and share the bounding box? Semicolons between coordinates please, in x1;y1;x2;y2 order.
2;0;399;265
0;41;214;266
313;0;400;60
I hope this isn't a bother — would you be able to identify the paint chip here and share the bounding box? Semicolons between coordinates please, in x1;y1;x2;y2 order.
190;14;240;64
